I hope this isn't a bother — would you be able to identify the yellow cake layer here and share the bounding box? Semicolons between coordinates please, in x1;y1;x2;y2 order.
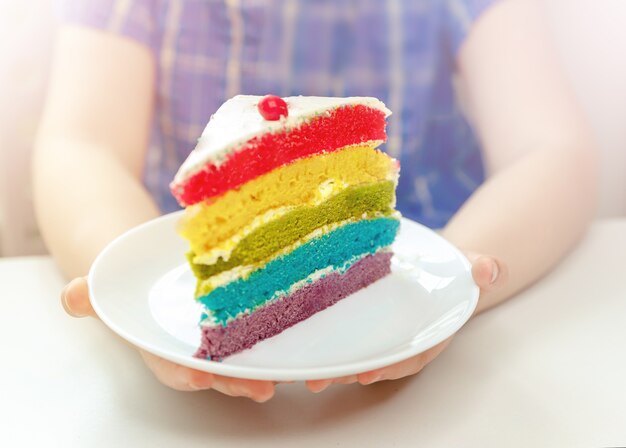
179;143;398;255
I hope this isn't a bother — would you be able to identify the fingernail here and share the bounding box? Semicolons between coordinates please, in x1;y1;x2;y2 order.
60;285;70;308
490;261;499;284
60;284;81;317
252;392;274;403
229;384;255;398
312;381;332;393
61;279;90;317
189;380;212;391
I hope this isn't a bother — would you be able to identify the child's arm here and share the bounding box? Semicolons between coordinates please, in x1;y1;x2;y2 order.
445;0;598;314
35;26;275;401
307;0;598;391
34;26;158;279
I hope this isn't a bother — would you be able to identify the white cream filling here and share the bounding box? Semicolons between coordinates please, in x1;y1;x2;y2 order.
193;206;294;264
196;217;366;291
192;176;398;265
193;178;349;265
197;211;400;292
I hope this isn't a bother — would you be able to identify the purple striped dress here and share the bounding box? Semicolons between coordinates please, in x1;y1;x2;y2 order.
57;0;496;228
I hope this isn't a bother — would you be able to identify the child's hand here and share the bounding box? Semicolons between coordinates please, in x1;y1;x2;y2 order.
62;254;504;399
61;277;275;402
306;252;506;393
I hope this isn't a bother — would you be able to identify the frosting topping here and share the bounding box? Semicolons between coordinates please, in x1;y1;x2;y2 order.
174;95;391;182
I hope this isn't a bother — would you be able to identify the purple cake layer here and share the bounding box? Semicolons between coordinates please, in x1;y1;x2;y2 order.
195;251;393;360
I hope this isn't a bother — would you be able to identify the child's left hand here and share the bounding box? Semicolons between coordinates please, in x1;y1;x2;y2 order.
61;277;276;402
306;252;505;393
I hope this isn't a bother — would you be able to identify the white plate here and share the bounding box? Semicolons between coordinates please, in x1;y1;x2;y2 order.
89;212;478;381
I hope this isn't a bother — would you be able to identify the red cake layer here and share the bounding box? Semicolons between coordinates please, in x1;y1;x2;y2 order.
171;105;387;207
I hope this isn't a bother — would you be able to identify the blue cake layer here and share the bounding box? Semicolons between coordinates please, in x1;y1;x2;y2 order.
198;217;399;325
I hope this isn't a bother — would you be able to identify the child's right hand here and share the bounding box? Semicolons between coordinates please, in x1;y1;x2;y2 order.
61;277;276;402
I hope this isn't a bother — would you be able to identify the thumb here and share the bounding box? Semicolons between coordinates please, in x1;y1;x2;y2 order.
61;277;98;318
465;252;507;292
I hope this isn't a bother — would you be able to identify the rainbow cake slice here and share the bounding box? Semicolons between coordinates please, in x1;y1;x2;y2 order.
170;95;400;360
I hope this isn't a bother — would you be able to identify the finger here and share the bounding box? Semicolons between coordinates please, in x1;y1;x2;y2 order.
306;374;359;393
141;351;214;391
357;338;452;385
306;379;333;393
333;375;358;385
470;255;505;291
211;375;276;402
141;351;275;400
61;277;98;318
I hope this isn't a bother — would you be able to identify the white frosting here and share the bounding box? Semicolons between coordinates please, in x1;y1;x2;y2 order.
173;95;392;183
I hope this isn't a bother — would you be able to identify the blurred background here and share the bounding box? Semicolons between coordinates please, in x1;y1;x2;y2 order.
0;0;625;257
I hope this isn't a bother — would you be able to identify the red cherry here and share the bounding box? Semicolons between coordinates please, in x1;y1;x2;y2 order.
257;95;289;121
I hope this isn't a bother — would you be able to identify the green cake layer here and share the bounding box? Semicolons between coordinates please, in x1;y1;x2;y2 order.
189;180;395;281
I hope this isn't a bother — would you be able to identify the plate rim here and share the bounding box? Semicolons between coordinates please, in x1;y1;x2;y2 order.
89;212;479;381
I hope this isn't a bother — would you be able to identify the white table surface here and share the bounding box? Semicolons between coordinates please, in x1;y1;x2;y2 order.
1;219;625;447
